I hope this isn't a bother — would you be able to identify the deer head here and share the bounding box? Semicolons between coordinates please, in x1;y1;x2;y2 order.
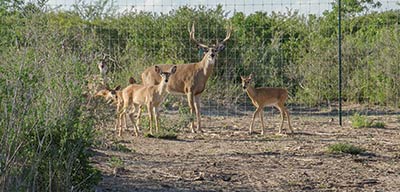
155;65;177;84
95;85;121;104
241;73;254;90
188;23;231;65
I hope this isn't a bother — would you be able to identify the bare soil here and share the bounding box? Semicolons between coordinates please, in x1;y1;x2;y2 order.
92;106;400;192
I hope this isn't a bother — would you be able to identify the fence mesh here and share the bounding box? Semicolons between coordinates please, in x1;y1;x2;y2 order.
28;0;400;124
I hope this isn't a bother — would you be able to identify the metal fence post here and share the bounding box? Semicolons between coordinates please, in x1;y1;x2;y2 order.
338;0;343;126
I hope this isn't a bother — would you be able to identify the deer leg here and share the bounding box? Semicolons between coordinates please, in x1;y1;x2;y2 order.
114;113;120;132
147;103;154;134
260;110;266;135
276;105;285;134
135;105;142;131
128;105;139;137
118;108;126;137
154;107;160;133
114;105;120;131
250;108;261;134
194;95;202;133
118;99;130;137
186;92;196;133
284;107;294;134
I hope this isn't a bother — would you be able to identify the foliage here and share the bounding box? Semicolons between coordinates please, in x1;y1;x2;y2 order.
110;142;133;153
107;156;123;169
351;113;385;128
327;143;365;155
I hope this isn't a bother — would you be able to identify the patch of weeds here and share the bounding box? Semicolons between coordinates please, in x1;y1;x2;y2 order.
327;143;365;155
108;156;124;169
110;143;133;153
351;113;385;128
371;121;385;128
317;183;330;189
176;104;195;129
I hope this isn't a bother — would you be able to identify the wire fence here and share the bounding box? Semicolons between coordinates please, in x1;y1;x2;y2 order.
43;0;400;125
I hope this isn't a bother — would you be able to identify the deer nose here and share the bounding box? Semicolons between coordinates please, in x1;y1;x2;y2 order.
210;53;215;57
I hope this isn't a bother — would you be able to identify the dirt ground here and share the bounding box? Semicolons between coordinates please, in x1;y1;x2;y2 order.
92;106;400;192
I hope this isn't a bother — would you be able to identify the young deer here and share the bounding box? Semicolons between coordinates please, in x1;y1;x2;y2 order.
120;65;177;135
241;74;293;135
141;24;231;133
95;77;137;135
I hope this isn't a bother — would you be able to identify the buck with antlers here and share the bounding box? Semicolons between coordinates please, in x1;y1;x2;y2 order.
141;24;231;133
241;73;293;135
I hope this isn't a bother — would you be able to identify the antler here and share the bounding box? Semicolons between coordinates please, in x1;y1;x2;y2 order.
219;25;232;45
188;23;209;49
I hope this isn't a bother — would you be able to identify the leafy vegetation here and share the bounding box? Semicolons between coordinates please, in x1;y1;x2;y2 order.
351;113;386;128
108;156;124;169
327;143;366;155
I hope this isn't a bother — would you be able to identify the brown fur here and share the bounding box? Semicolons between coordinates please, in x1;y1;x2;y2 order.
120;66;177;135
241;74;293;135
141;24;231;133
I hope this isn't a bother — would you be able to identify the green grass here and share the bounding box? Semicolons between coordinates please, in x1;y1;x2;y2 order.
351;113;385;128
110;143;133;153
108;156;124;168
327;143;365;155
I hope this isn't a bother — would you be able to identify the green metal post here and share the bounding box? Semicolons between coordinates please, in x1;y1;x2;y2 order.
338;0;343;126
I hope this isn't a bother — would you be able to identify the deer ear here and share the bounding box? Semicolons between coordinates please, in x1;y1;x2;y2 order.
170;66;177;74
249;73;254;79
154;66;161;74
129;77;136;84
240;76;245;80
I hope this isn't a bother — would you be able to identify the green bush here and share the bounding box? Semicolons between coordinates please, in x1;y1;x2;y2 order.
351;113;385;128
327;143;365;155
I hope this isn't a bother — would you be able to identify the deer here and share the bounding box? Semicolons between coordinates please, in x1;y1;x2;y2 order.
141;24;231;133
95;77;138;135
119;65;177;136
85;55;111;105
241;73;293;135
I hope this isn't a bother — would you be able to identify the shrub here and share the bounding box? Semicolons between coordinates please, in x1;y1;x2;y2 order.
108;156;124;169
327;143;365;155
351;113;385;128
111;143;133;153
351;113;371;128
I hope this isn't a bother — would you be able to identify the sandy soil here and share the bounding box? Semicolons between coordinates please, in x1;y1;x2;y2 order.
92;106;400;191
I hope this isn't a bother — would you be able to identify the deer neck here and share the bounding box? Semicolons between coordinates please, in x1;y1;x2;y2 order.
198;55;215;77
245;85;257;100
157;80;168;96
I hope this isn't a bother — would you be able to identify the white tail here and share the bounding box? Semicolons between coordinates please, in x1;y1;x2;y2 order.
241;74;293;135
141;24;232;133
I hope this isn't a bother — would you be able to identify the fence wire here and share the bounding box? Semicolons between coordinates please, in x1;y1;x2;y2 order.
3;0;400;122
41;0;400;126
